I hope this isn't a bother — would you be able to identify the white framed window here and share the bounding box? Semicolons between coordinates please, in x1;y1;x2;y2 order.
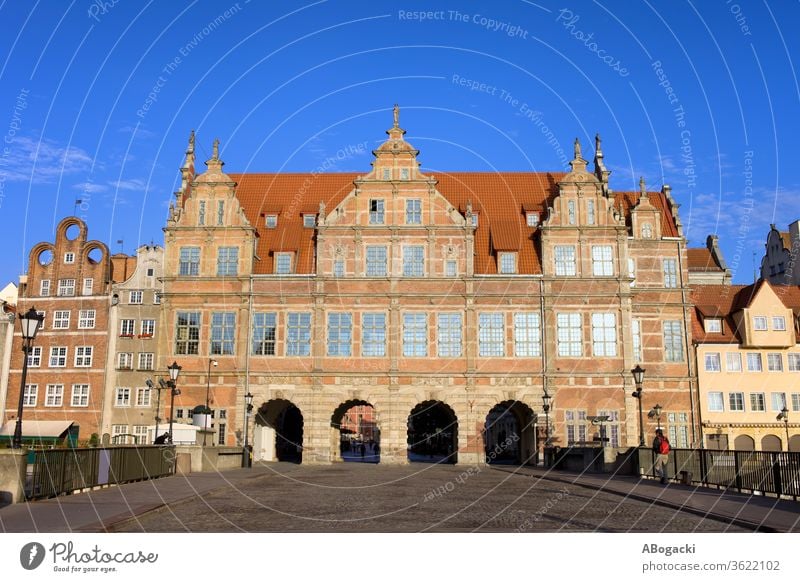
514;313;541;357
471;213;479;227
57;279;75;296
299;214;315;228
362;313;386;357
133;425;149;444
498;252;517;274
118;352;133;369
788;353;800;371
586;200;595;225
557;313;582;357
286;313;311;356
663;321;684;362
179;247;200;276
210;312;236;355
45;384;64;407
175;312;201;355
729;392;745;412
115;387;131;407
275;253;292;275
111;425;128;444
403;313;427;357
667;412;690;448
663;259;678;288
252;312;277;356
49;347;67;367
138;352;154;370
78;309;96;329
445;260;457;277
406;199;421;224
526;212;539;227
767;353;783;372
567;200;576;225
642;222;653;238
23;384;37;407
217;247;239;276
64;252;75;264
129;290;143;304
403;246;425;277
265;214;278;228
82;278;93;295
333;259;345;277
750;392;766;412
53;310;70;329
591;313;617;356
382;168;391;180
400;168;410;180
326;312;352;357
71;384;89;407
704;353;721;372
437;313;462;357
74;346;93;367
369;199;385;224
792;393;800;412
565;410;587;444
135;387;151;407
40;279;50;296
120;319;135;336
591;246;613;276
631;319;642;362
140;319;155;336
746;352;763;372
554;245;576;276
707;392;724;412
153;292;161;304
198;200;206;225
771;392;787;412
753;316;767;331
726;352;742;372
27;346;42;367
772;316;786;331
705;318;722;333
479;313;505;357
366;246;387;276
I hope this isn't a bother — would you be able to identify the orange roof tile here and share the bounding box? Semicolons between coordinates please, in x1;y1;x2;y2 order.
687;247;723;272
613;191;680;238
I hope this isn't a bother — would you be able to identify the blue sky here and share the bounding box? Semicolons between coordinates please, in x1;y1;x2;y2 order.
0;0;797;286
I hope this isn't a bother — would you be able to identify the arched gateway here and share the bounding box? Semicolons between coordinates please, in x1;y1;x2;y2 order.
331;400;380;463
253;399;304;463
407;401;458;464
484;401;537;465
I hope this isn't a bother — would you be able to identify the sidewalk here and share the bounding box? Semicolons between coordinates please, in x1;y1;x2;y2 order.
491;464;800;532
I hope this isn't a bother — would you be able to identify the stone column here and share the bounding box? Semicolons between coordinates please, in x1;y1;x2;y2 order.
380;383;409;464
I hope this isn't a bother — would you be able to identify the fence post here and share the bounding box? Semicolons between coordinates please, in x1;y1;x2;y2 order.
772;453;783;497
699;449;708;485
734;450;741;492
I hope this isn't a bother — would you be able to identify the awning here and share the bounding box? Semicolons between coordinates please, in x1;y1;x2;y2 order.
0;420;74;439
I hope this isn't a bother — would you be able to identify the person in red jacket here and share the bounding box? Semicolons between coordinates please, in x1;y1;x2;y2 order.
652;429;671;484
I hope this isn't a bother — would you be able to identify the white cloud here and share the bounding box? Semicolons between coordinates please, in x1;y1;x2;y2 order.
0;136;94;183
72;181;109;193
112;179;146;191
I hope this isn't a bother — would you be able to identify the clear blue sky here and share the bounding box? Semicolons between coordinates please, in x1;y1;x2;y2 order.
0;0;797;285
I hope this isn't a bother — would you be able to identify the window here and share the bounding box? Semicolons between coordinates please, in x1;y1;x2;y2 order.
628;258;636;286
478;313;505;357
788;353;800;371
129;291;143;304
565;410;587;444
303;214;316;228
642;223;653;238
369;199;384;224
58;278;75;296
23;384;37;407
400;168;409;180
771;392;787;412
275;253;292;274
498;253;517;274
138;352;154;371
265;214;277;228
252;313;277;356
726;352;742;372
704;353;721;372
146;268;154;277
49;347;67;367
179;247;200;276
198;200;206;225
750;392;766;412
78;309;96;329
382;168;391;180
120;319;135;336
118;353;133;369
403;246;425;277
210;312;236;355
554;246;576;276
53;310;70;329
217;247;239;276
445;260;457;277
663;321;684;362
597;409;620;447
154;292;161;305
792;393;800;412
557;313;582;357
667;413;690;448
64;252;75;264
514;313;541;357
773;316;786;331
403;313;427;357
45;384;64;407
586;200;595;225
133;425;149;445
437;313;462;357
753;316;767;331
746;352;762;372
708;392;724;412
176;409;184;419
729;392;745;411
111;425;129;444
218;423;226;445
567;200;576;225
40;279;50;296
591;313;617;356
663;259;678;288
71;384;89;407
82;278;93;296
175;312;201;355
115;387;131;407
406;199;421;224
526;212;539;227
333;259;345;277
27;346;42;367
136;387;151;407
324;312;351;357
217;200;225;225
366;246;387;276
631;319;642;362
471;213;479;227
287;313;311;356
705;318;722;333
767;353;783;372
140;319;155;336
362;313;386;357
591;246;613;276
74;346;93;367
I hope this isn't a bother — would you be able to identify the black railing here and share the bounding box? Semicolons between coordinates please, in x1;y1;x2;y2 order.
27;445;176;500
637;447;800;501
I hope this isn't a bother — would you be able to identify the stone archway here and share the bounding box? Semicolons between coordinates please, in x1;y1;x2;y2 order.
331;400;380;463
734;434;755;451
253;399;304;463
407;401;458;464
484;401;537;465
790;435;800;452
761;434;782;452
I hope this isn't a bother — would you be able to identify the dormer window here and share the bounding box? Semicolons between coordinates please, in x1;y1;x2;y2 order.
275;253;293;274
382;168;391;180
773;316;786;331
303;214;316;228
642;223;653;238
705;318;722;333
265;215;278;228
400;168;409;180
498;252;517;274
471;213;479;227
369;199;384;224
753;316;768;331
526;212;539;227
64;252;75;264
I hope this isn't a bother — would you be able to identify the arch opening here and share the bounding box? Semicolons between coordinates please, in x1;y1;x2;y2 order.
761;434;782;452
407;401;457;464
65;224;80;241
484;401;536;465
733;434;755;452
253;399;303;463
331;400;379;463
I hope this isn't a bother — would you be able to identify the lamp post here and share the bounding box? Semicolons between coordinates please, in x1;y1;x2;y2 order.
631;364;646;447
203;358;218;446
167;361;182;444
146;378;161;444
12;307;44;449
651;404;663;432
778;406;790;451
542;387;552;446
242;392;254;468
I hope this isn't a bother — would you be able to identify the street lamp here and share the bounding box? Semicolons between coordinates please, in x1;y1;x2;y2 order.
167;361;182;444
12;307;44;449
242;392;254;468
651;404;663;432
777;406;790;451
631;364;646;447
542;387;552;446
146;378;161;444
203;358;218;446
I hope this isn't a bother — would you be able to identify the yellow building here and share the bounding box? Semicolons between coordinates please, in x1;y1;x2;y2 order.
693;280;800;451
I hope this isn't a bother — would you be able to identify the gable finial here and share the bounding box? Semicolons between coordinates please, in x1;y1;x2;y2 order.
595;133;602;155
393;104;400;128
574;137;582;160
639;176;646;194
212;138;220;161
188;129;195;153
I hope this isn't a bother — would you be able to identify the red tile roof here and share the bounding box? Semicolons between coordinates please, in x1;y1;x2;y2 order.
613;191;680;238
687;247;723;272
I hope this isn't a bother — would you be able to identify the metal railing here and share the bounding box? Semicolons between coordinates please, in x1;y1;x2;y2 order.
27;445;175;500
637;447;800;501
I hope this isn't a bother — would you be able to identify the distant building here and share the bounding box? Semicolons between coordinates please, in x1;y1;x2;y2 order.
760;221;800;285
0;301;15;422
687;235;731;285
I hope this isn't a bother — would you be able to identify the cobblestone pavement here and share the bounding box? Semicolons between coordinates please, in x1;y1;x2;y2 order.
112;463;749;532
